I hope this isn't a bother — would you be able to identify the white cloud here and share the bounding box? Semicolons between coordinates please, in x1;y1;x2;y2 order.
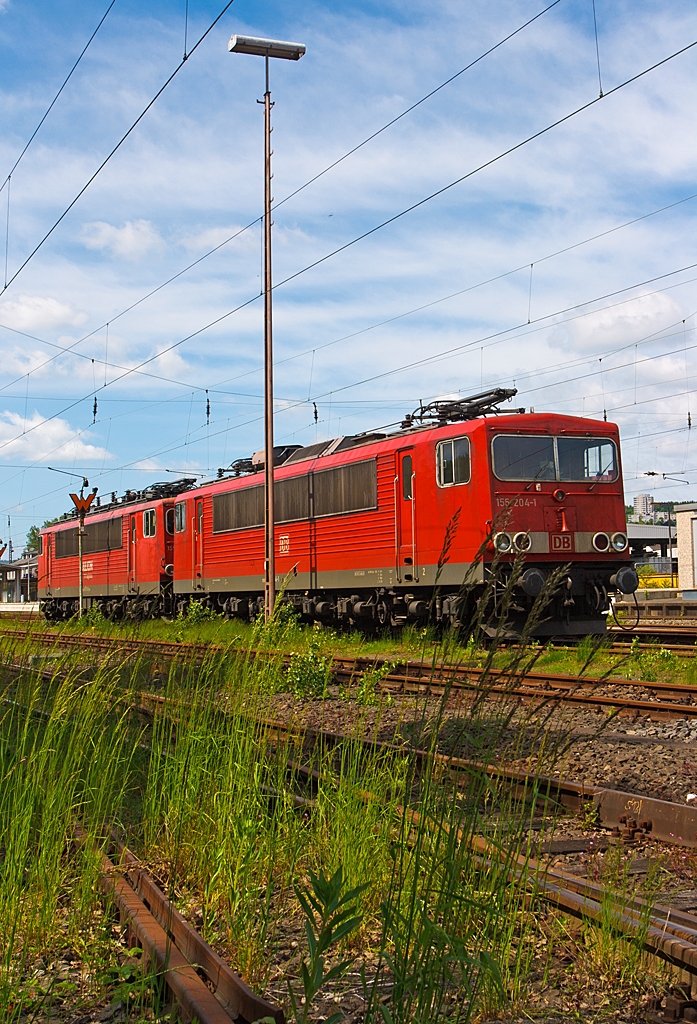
549;292;687;354
0;294;87;331
0;411;111;463
130;458;166;471
179;225;258;253
81;220;164;259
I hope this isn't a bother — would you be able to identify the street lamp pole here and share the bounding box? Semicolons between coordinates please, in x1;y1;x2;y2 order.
262;55;275;623
229;34;306;621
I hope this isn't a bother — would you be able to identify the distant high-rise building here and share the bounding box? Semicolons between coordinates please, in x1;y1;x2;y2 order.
634;494;654;519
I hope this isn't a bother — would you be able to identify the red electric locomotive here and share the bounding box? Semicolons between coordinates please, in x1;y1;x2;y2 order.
38;479;196;620
38;389;638;634
168;389;637;636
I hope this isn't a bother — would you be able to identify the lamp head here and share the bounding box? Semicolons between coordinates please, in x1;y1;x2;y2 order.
228;34;306;60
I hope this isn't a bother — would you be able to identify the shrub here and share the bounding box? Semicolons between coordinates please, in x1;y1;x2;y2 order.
355;662;395;707
287;640;331;697
178;597;221;623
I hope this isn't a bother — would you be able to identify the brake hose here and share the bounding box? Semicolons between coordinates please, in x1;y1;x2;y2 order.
610;590;640;631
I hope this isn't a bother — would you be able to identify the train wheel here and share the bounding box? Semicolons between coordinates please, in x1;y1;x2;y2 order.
124;597;144;621
376;599;390;625
42;600;57;622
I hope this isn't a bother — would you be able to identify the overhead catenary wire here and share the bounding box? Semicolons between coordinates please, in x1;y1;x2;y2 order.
0;0;237;296
262;37;697;303
4;356;695;519
137;36;697;406
3;271;697;521
1;34;695;509
0;0;568;392
3;176;10;290
297;263;697;406
12;278;695;508
1;253;696;492
214;188;697;389
591;0;603;97
270;0;566;214
9;29;694;445
1;0;117;187
6;183;697;406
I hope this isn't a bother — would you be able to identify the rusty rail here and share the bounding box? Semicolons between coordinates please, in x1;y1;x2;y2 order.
97;841;284;1024
114;839;284;1024
263;716;697;848
472;833;697;979
6;625;697;719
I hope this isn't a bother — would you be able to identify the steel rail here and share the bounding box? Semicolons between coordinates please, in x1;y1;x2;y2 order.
376;673;697;717
282;720;697;979
113;839;284;1024
610;624;697;645
97;846;283;1023
5;626;697;719
255;716;697;848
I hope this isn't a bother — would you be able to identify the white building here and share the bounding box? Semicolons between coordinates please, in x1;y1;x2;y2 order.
633;493;654;519
675;504;697;595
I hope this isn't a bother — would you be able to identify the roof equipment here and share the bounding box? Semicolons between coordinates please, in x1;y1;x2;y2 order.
400;388;524;429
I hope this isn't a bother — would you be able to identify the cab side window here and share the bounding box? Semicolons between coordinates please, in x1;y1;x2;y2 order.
436;437;471;486
143;509;157;537
175;502;186;533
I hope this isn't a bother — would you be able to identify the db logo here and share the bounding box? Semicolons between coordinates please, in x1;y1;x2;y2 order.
278;535;290;555
551;533;574;552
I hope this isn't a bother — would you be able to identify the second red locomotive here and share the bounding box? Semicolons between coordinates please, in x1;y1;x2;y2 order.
38;389;638;635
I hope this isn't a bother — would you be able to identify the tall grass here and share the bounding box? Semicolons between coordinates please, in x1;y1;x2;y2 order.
0;660;139;1019
0;563;663;1022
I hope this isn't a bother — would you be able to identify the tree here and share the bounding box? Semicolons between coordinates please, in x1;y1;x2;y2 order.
26;519;59;554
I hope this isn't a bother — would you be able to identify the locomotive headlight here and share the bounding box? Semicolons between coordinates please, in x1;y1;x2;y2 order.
494;532;512;552
592;532;610;552
611;532;628;552
513;531;532;552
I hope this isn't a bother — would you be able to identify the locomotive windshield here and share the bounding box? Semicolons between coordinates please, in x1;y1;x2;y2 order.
492;434;618;482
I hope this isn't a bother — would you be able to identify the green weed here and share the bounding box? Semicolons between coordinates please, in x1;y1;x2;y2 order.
355;662;395;706
630;642;679;681
178;596;223;624
286;640;331;698
289;866;366;1024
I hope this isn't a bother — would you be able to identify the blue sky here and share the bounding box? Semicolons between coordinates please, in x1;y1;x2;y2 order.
0;0;696;548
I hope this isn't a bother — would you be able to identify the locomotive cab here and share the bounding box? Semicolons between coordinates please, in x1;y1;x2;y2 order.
483;418;637;635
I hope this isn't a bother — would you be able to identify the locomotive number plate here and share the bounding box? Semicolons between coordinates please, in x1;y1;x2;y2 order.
550;533;574;552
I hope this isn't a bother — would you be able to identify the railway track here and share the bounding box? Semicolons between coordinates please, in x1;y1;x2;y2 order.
97;718;697;1020
272;716;697;1007
5;625;697;719
262;715;697;848
14;639;697;1018
610;623;697;646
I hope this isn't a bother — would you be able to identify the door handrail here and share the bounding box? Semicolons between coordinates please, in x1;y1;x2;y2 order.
393;475;401;583
411;471;418;581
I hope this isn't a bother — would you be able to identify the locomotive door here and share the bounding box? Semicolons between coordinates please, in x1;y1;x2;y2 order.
128;515;137;593
45;533;52;596
395;449;417;582
193;500;204;589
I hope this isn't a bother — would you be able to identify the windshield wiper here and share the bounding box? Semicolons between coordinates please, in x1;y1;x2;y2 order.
525;462;554;491
587;458;615;491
